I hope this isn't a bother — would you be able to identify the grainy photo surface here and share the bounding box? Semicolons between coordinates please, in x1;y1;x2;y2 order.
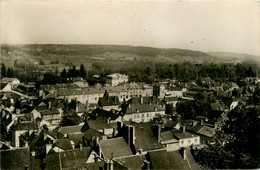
0;0;260;169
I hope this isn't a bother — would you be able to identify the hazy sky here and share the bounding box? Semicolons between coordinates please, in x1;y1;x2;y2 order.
1;0;260;55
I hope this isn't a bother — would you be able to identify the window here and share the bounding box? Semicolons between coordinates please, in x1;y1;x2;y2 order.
142;114;144;118
195;139;198;142
147;113;149;117
181;140;184;144
188;140;190;143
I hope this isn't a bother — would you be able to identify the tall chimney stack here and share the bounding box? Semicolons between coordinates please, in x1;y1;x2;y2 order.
156;124;161;142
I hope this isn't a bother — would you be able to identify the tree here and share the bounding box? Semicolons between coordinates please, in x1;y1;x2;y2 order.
68;65;77;78
1;63;7;78
79;64;86;78
61;68;67;78
165;104;174;115
42;72;59;84
194;104;260;169
7;67;14;77
61;112;81;126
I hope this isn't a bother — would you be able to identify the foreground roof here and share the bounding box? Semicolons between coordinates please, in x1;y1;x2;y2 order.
99;137;133;160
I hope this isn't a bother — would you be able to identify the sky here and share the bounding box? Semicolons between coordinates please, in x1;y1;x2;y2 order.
1;0;260;55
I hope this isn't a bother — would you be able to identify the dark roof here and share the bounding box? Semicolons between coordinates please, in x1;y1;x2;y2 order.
86;119;117;131
148;150;190;169
13;122;38;131
128;96;161;105
90;108;120;120
59;125;83;135
0;83;9;90
210;102;227;111
122;103;165;115
68;133;84;146
83;128;105;141
130;122;163;151
114;155;146;170
98;96;120;106
160;131;177;142
188;125;215;137
0;147;31;170
99;137;133;160
59;147;92;169
54;138;73;150
173;131;198;139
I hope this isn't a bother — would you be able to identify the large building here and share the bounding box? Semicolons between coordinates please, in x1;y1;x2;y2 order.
106;73;129;86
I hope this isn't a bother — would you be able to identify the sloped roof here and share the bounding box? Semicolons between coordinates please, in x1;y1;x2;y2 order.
130;122;163;151
0;147;31;170
188;125;215;137
173;131;198;139
58;125;83;135
68;133;84;146
114;154;146;170
98;96;120;106
210;102;227;111
60;147;92;168
99;137;133;160
13;122;38;131
148;150;190;169
83;128;105;141
90;108;119;120
87;119;117;131
160;131;177;142
0;83;9;90
55;139;73;150
128;96;161;105
123;103;165;115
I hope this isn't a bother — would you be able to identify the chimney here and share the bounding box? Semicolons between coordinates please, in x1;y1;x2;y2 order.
139;149;143;154
144;160;150;170
140;97;143;104
182;126;186;133
156;124;161;142
70;140;75;149
192;120;198;127
200;119;204;125
109;160;114;170
46;144;52;154
25;141;28;147
181;148;187;160
48;101;51;110
126;125;135;146
79;143;83;151
31;151;36;157
112;126;117;137
106;117;111;124
129;104;131;108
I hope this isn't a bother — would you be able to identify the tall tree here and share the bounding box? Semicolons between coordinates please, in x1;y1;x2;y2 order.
7;67;14;77
61;68;67;78
79;64;86;78
1;63;7;78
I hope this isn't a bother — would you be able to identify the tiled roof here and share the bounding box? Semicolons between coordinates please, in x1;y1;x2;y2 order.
130;122;163;151
123;103;165;114
57;87;105;96
0;147;31;170
173;131;198;139
13;122;38;131
87;119;117;131
98;96;120;106
114;154;146;169
148;150;190;169
60;147;92;168
188;125;215;137
59;125;83;135
90;108;120;120
99;137;133;160
55;138;73;150
128;96;161;105
160;131;177;142
83;128;105;141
